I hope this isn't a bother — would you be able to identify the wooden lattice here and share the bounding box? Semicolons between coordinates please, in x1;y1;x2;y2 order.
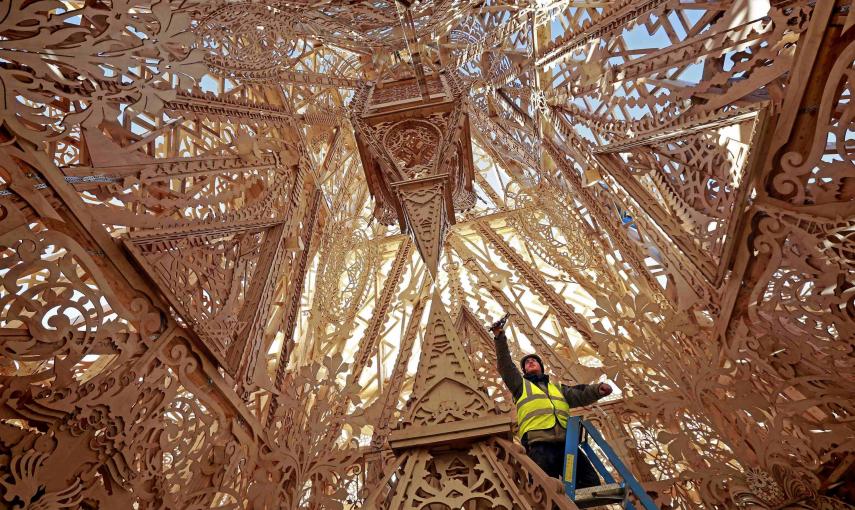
0;1;852;508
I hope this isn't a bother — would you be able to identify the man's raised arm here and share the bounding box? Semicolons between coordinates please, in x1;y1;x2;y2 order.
491;322;523;400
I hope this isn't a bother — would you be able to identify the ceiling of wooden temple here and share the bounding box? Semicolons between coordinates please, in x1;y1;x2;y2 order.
0;0;852;508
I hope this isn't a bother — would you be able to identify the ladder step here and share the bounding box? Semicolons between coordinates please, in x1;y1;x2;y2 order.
573;483;625;508
575;482;624;498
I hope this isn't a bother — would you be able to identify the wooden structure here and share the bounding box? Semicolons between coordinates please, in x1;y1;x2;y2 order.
352;73;475;276
0;0;853;508
366;292;575;508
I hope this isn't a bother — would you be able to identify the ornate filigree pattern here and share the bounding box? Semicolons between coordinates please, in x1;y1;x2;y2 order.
2;0;854;508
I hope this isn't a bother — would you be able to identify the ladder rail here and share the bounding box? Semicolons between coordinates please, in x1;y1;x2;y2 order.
581;419;658;509
579;441;616;484
562;416;659;510
562;416;582;500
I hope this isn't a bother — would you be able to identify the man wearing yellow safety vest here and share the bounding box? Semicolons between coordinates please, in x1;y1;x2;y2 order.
490;316;613;488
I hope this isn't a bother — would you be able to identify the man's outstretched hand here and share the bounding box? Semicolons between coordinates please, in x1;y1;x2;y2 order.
489;313;509;335
598;383;613;397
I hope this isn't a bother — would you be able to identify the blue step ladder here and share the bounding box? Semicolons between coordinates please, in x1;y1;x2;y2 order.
562;416;658;509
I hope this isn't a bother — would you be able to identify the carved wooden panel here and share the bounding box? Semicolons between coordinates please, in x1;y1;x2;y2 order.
2;0;853;508
352;72;475;276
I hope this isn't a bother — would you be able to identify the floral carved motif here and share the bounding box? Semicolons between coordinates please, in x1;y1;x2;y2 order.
384;120;442;176
2;0;853;508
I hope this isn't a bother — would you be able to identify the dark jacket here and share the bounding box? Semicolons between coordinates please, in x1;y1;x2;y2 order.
494;330;603;443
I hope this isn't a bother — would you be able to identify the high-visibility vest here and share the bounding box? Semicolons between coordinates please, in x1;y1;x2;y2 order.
515;379;571;438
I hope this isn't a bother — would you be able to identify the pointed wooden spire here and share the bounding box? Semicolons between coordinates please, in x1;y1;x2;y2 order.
368;293;578;509
406;288;485;414
389;290;511;450
393;174;454;278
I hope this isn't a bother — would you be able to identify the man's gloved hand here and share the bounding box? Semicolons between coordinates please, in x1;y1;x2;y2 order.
598;383;613;397
489;313;509;335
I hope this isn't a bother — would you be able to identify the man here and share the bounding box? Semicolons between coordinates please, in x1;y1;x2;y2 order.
490;316;612;488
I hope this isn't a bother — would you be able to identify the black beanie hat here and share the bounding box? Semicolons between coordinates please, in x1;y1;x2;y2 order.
520;354;544;373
